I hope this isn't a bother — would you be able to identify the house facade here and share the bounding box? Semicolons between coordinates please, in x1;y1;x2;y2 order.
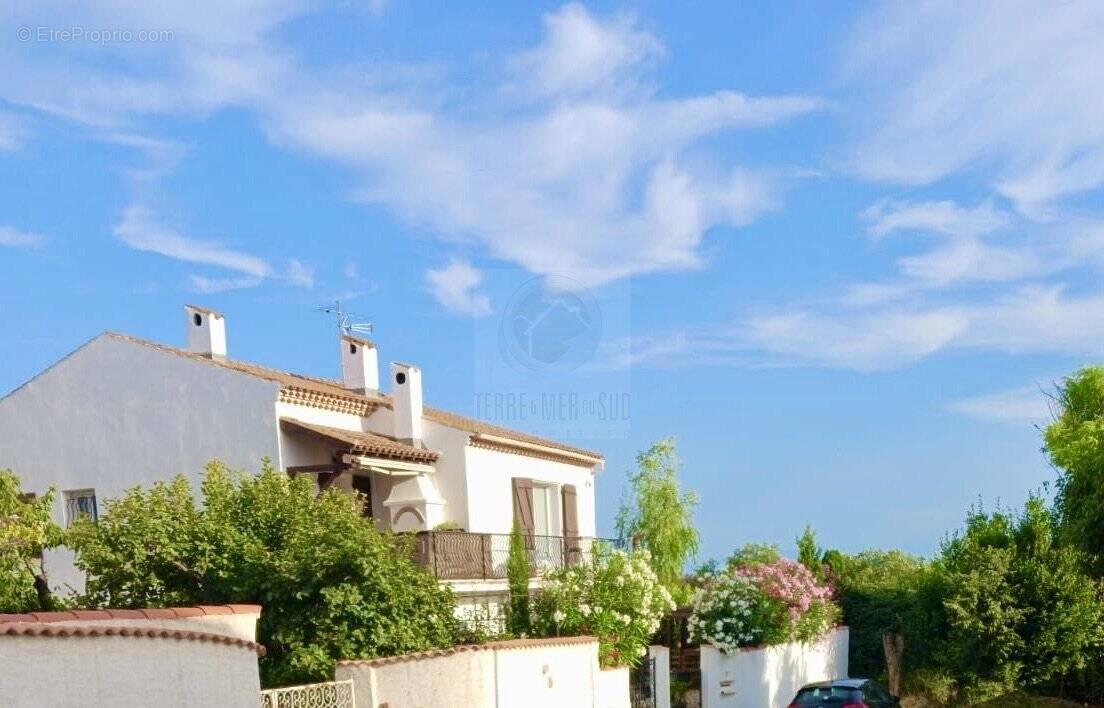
0;305;605;612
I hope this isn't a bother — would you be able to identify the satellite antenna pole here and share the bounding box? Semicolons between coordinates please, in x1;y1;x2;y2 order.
318;300;373;338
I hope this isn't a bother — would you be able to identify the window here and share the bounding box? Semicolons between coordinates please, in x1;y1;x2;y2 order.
531;485;551;536
63;489;98;527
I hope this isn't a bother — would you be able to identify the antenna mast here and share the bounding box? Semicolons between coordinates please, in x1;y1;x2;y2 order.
318;300;373;337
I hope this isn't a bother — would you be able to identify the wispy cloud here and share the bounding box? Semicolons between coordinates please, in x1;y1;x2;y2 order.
425;260;492;317
113;205;272;277
949;384;1055;425
0;225;45;249
113;205;312;291
846;0;1104;216
0;112;21;151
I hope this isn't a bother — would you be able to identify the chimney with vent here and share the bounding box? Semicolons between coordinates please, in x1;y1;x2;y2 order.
341;335;379;394
391;362;423;444
184;305;226;358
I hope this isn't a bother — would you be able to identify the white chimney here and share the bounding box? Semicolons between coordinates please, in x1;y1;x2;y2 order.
391;362;423;444
184;305;226;358
341;335;379;394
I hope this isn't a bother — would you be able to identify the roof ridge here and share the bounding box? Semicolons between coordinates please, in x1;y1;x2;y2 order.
104;331;602;462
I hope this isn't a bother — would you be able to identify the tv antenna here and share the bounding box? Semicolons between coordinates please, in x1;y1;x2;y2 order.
318;300;373;338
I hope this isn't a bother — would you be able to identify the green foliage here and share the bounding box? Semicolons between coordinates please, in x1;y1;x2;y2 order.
0;470;63;612
505;523;531;636
932;497;1104;698
532;548;674;668
725;542;781;569
826;549;935;680
67;461;458;687
615;438;699;604
1045;366;1104;576
796;526;825;580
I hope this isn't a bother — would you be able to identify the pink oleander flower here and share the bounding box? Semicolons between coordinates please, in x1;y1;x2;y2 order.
733;558;832;622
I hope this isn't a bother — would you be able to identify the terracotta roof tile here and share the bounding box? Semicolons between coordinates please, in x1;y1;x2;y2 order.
104;332;602;462
280;419;439;464
0;604;261;624
0;623;266;655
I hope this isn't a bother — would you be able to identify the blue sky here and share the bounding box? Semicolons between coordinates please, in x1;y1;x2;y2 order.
2;1;1101;562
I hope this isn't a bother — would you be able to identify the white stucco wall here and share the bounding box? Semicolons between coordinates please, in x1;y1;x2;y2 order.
0;608;263;708
0;335;281;593
597;667;631;708
336;638;605;708
699;627;850;708
463;445;598;537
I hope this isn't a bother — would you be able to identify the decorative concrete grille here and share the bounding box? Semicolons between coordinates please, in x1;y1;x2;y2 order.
260;679;355;708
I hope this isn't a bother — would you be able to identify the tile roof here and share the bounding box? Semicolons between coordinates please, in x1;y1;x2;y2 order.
280;418;440;463
104;332;603;462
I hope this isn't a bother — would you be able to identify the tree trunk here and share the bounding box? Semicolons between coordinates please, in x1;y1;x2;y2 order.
882;633;905;697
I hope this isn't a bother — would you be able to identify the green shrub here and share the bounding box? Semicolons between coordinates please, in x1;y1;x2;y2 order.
68;461;459;687
505;523;531;636
0;470;63;612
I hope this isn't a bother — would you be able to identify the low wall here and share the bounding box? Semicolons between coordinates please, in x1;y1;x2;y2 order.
337;636;615;708
699;627;849;708
0;605;264;708
597;667;630;708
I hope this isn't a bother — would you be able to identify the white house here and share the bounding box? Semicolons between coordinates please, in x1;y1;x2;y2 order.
0;305;605;613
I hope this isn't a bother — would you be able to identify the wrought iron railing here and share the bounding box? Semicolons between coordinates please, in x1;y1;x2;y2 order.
260;679;355;708
412;531;613;580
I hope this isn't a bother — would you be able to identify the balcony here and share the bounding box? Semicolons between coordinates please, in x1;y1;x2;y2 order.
412;530;613;581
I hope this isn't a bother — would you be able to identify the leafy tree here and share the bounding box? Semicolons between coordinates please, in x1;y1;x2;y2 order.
67;461;458;687
796;526;825;580
932;497;1104;699
505;522;531;636
615;439;699;605
826;549;934;689
0;470;62;612
1045;366;1104;575
725;542;781;569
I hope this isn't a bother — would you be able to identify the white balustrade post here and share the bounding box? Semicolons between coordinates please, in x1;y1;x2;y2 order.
649;645;671;708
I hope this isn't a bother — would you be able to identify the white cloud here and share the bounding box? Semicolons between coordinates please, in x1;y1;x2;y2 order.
949;385;1055;425
286;259;315;288
0;113;21;151
188;274;263;293
425;260;492;317
0;3;817;291
862;199;1009;240
846;0;1104;215
0;225;44;249
113;205;273;277
113;205;313;291
508;3;663;100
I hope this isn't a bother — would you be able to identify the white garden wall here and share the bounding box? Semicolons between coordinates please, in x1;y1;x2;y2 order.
699;627;849;708
596;667;630;708
336;636;619;708
0;605;264;708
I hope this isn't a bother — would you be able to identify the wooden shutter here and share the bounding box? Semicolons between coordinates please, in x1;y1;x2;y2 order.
561;485;579;538
562;484;581;565
511;478;535;535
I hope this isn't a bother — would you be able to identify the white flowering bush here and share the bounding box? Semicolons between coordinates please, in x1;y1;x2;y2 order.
532;547;675;668
687;574;783;652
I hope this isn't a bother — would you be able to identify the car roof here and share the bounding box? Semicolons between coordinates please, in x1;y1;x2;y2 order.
800;679;869;690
